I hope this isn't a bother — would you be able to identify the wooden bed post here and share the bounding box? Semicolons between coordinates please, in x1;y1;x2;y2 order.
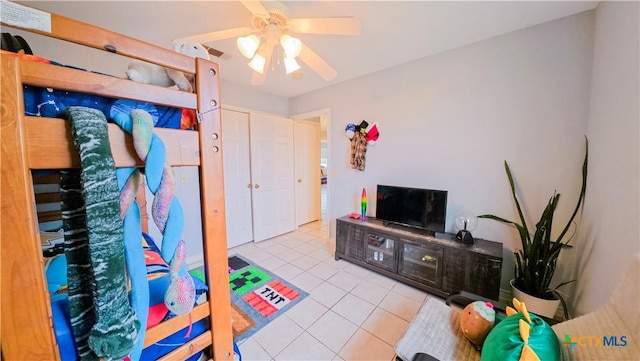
195;58;234;359
1;53;61;360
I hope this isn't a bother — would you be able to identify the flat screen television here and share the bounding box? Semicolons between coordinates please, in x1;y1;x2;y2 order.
375;184;448;234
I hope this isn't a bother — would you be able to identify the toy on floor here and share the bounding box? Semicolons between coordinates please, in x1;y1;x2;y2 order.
481;298;560;361
459;301;496;349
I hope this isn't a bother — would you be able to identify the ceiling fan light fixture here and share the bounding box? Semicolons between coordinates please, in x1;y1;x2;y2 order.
248;53;267;74
284;56;301;74
280;34;302;58
237;34;260;58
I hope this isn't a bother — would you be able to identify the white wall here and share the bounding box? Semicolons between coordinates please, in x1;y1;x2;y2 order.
571;1;640;315
221;80;288;115
290;11;595;291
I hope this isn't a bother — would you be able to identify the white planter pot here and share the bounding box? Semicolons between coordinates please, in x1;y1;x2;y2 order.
510;279;560;319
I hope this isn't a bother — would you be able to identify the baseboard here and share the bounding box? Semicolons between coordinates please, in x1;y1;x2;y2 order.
187;255;204;270
499;287;511;305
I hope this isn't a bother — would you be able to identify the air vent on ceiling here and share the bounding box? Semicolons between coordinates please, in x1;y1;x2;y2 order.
203;45;230;60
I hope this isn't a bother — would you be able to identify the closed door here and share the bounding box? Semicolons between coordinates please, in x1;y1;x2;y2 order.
250;113;296;242
221;109;254;248
294;121;321;226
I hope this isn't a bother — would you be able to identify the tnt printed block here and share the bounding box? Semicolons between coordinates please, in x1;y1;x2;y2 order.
243;280;301;317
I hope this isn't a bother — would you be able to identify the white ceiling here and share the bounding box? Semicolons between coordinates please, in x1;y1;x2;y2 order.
19;1;599;98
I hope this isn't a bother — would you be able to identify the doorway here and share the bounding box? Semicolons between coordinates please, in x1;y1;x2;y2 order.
291;109;331;224
294;120;321;226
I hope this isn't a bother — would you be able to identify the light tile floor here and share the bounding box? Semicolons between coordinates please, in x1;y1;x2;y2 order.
229;219;436;361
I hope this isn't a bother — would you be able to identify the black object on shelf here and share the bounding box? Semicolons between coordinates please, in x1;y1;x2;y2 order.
455;229;475;244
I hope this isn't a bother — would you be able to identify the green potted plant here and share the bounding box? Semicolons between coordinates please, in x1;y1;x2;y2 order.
479;138;588;320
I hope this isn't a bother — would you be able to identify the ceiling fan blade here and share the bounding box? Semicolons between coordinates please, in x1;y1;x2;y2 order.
176;27;253;44
297;43;337;81
287;17;361;35
240;1;269;17
251;43;273;86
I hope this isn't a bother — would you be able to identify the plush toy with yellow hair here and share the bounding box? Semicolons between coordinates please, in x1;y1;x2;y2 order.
480;298;560;361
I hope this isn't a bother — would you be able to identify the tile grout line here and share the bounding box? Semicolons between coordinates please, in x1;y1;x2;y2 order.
231;219;417;360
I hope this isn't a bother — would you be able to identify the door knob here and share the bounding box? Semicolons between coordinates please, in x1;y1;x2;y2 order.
247;183;253;188
254;184;260;189
297;179;302;183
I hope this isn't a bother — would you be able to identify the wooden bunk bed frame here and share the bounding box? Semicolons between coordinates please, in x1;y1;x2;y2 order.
1;4;233;360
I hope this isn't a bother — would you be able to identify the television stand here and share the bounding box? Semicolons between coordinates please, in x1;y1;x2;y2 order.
335;216;503;299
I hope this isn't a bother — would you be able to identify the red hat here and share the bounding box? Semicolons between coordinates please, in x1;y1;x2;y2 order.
364;123;379;145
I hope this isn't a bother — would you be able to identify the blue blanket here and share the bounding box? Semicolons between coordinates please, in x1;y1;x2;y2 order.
22;59;182;129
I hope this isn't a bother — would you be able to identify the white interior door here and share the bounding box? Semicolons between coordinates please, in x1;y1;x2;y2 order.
221;109;254;248
250;113;296;242
294;121;321;226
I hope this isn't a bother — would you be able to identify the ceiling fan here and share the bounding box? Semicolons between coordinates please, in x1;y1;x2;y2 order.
176;1;360;85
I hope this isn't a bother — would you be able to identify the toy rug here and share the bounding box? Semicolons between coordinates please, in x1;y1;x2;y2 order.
227;254;308;343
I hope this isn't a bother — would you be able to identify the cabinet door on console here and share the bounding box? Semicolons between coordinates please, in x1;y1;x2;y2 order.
442;249;502;300
364;232;397;272
442;249;466;294
399;239;443;289
336;220;365;260
465;254;502;300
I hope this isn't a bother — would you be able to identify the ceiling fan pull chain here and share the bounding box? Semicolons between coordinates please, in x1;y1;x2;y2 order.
272;46;279;71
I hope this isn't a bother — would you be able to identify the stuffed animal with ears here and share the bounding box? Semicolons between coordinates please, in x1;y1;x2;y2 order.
126;40;210;93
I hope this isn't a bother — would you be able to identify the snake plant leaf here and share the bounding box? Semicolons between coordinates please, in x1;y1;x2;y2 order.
478;137;588;319
549;287;573;320
557;138;589;244
505;161;530;237
477;214;531;245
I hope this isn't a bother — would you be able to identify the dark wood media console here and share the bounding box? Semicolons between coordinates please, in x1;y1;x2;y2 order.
335;216;503;300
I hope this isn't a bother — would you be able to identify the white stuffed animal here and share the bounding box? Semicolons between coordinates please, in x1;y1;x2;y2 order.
126;40;210;93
